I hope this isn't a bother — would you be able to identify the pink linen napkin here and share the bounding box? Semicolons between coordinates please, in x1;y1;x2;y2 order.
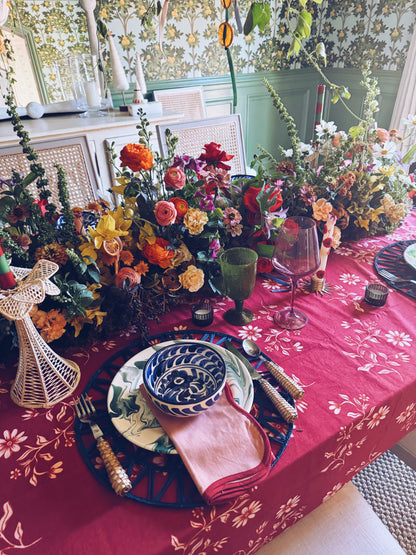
140;383;274;505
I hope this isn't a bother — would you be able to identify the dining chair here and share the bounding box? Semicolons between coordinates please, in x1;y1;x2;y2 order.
156;114;247;176
153;86;207;121
0;136;100;209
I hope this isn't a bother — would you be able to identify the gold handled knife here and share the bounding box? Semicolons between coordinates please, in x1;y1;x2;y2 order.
224;341;298;423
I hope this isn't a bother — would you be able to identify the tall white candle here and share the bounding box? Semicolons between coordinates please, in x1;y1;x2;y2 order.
84;80;100;108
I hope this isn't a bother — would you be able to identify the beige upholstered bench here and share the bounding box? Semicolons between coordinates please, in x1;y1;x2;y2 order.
255;482;404;554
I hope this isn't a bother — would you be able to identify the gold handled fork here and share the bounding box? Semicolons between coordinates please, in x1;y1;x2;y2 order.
75;394;132;496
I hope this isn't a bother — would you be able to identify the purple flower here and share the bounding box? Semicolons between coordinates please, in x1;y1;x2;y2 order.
172;155;204;173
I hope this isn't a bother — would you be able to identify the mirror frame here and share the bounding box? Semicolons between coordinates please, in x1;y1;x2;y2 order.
1;24;49;107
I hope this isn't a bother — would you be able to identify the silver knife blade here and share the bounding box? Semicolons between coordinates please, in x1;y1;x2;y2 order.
224;340;298;423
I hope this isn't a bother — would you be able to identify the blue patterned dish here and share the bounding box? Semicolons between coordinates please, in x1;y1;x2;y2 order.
143;342;227;417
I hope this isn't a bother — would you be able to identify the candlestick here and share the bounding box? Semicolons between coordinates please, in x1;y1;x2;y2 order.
135;53;147;96
0;245;16;289
314;84;325;133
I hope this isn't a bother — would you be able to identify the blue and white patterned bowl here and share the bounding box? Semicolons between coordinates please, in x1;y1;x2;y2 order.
143;342;227;417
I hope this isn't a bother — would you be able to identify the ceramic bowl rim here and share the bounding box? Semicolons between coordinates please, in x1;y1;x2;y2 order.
143;342;227;406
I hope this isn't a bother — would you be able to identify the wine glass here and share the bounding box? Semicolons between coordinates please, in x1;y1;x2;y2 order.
220;247;258;326
272;216;320;330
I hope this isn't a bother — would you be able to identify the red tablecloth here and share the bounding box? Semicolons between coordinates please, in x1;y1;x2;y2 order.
1;212;416;554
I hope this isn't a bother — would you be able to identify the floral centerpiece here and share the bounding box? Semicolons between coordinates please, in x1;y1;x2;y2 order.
251;68;415;244
0;101;283;352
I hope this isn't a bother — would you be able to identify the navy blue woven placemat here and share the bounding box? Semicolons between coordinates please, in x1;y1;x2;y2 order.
375;240;416;301
74;330;294;508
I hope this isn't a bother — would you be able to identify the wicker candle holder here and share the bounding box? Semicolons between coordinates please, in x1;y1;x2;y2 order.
0;260;80;408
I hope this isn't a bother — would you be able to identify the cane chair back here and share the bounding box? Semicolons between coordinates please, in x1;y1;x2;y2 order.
153;87;207;121
156;114;247;176
0;137;99;209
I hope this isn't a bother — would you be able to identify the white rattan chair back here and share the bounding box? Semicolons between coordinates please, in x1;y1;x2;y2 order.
153;86;207;121
156;114;247;176
0;137;99;209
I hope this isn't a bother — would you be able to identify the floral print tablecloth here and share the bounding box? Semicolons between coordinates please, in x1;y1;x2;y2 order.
1;212;416;555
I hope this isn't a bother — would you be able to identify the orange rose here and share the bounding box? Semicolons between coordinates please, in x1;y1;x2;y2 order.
171;197;189;221
120;144;153;172
143;237;174;268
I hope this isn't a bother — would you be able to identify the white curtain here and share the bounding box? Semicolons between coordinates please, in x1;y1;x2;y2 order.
389;23;416;150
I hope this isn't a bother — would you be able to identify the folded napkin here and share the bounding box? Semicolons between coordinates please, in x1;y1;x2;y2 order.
140;383;274;504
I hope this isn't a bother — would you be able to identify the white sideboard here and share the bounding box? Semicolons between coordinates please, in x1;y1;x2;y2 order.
0;110;182;206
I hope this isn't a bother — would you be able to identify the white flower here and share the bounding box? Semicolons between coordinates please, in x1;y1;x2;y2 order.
385;330;412;347
372;141;397;158
403;114;416;128
315;120;337;138
299;142;313;155
238;325;262;341
339;273;360;285
282;148;293;157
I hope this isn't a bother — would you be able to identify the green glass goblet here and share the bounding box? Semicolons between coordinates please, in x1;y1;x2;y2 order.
220;247;258;326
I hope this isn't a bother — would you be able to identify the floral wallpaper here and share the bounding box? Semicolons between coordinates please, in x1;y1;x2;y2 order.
10;0;416;102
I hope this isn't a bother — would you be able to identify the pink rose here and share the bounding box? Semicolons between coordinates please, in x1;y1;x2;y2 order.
164;167;186;190
154;201;177;226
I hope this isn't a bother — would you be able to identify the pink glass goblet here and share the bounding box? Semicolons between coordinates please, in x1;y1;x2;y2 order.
272;216;320;330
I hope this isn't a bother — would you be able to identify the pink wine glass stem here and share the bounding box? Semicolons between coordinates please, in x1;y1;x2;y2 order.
289;276;297;315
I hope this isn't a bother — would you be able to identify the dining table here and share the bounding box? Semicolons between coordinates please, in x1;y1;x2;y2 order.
1;210;416;555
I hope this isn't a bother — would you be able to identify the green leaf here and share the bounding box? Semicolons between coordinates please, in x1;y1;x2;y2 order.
0;196;15;219
402;144;416;164
251;3;271;32
21;172;36;187
96;19;108;38
295;10;312;39
243;4;254;35
288;36;301;57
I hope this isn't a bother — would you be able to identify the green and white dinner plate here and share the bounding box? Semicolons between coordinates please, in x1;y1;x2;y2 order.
403;242;416;272
107;340;254;454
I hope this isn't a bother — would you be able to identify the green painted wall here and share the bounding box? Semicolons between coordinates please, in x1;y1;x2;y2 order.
110;67;401;164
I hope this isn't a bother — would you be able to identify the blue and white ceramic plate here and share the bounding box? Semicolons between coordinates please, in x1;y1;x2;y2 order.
107;340;254;454
403;242;416;272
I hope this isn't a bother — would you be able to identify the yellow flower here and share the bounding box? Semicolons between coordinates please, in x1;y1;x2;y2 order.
121;36;130;46
89;214;129;250
378;165;395;177
108;206;132;233
356;217;370;231
88;283;102;300
183;208;208;235
179;265;204;292
137;222;156;249
78;241;98;263
112;177;129;196
312;198;333;222
70;307;107;337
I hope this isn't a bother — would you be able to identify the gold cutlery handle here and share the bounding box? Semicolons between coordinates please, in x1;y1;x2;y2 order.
264;360;305;400
259;378;298;423
97;438;132;496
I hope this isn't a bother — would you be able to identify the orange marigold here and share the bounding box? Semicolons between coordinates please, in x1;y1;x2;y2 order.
34;242;68;265
133;260;149;276
120;250;134;266
120;144;153;172
32;308;67;343
142;237;174;269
